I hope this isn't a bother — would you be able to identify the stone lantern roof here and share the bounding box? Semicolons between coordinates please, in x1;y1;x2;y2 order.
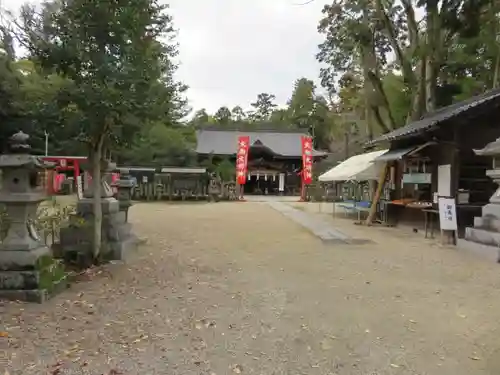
0;131;54;169
474;137;500;157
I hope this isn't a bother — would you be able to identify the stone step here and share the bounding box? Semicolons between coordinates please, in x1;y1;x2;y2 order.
465;226;500;248
474;216;500;232
457;238;500;263
0;274;69;303
481;204;500;218
0;288;48;303
0;270;39;290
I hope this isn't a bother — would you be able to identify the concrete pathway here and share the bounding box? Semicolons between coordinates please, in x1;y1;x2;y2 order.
267;201;371;244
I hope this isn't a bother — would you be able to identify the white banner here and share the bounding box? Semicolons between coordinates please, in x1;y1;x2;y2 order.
279;173;285;192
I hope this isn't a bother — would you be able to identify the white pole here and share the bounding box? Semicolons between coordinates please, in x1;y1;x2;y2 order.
44;131;49;156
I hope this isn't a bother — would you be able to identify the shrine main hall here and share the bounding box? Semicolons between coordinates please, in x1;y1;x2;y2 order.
195;129;327;195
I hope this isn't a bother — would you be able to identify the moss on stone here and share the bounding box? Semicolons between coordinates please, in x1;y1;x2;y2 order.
37;257;67;293
35;254;54;270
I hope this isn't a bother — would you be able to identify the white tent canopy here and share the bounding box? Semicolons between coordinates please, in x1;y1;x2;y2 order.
318;149;388;182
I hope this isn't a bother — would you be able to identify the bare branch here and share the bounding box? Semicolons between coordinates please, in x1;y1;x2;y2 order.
291;0;315;5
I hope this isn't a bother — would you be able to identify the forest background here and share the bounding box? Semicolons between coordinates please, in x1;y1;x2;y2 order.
0;0;497;172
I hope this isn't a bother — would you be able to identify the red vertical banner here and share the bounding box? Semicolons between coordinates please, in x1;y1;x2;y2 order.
236;136;250;185
301;136;313;185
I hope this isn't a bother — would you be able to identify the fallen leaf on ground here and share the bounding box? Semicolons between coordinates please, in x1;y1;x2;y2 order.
232;364;243;373
320;339;332;350
390;363;400;368
470;356;481;361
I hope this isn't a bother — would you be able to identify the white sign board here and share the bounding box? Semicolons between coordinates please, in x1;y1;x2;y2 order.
142;176;148;183
438;164;451;197
438;197;457;231
76;175;83;200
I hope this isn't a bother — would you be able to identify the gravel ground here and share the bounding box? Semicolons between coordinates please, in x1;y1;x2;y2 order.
2;201;500;375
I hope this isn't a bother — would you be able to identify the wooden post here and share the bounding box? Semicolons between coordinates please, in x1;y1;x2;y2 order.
239;184;245;200
366;163;389;226
300;178;306;201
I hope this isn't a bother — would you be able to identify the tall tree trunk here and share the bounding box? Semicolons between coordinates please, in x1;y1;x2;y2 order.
425;0;440;112
91;143;103;260
364;99;374;140
360;6;378;137
376;0;416;89
362;63;375;140
344;130;349;159
408;58;427;122
491;0;500;89
378;0;423;123
425;57;438;112
361;3;397;133
367;71;397;130
493;47;500;88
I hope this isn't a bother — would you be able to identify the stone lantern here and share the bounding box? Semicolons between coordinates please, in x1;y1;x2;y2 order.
461;138;500;262
112;168;135;221
59;160;138;266
0;131;66;302
473;138;500;217
83;159;116;199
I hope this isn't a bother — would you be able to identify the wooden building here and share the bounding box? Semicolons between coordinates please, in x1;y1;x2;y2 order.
196;129;327;195
369;87;500;236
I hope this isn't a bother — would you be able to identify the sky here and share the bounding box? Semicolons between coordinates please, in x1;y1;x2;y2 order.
2;0;327;113
165;0;327;113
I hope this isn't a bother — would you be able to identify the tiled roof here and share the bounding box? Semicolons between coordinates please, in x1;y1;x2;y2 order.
370;87;500;144
196;129;327;157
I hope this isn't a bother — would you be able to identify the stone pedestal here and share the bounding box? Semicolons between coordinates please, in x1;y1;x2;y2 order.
461;139;500;262
112;168;135;220
0;132;67;302
60;163;138;267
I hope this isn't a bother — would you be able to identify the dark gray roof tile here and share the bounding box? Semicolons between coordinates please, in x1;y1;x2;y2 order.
370;87;500;144
196;130;327;157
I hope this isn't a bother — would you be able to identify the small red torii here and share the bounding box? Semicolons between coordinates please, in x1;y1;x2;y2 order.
41;155;86;194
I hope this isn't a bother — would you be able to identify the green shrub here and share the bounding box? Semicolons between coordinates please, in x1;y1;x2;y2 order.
0;199;75;245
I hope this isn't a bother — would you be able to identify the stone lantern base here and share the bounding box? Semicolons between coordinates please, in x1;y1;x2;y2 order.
0;248;69;302
461;169;500;262
0;201;69;302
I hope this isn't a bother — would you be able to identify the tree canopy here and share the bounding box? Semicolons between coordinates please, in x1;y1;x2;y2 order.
0;0;496;163
317;0;499;138
3;0;190;258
